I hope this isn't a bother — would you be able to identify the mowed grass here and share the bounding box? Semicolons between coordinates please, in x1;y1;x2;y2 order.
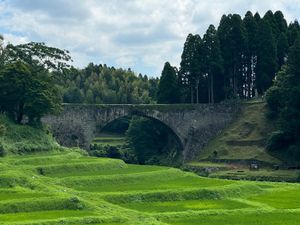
43;164;167;178
0;210;96;222
161;211;300;225
248;188;300;209
60;169;233;193
118;199;252;213
0;150;299;225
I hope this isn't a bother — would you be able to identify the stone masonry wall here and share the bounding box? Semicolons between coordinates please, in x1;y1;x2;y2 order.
42;103;239;162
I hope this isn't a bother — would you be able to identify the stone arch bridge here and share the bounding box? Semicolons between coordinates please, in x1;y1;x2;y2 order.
42;104;238;161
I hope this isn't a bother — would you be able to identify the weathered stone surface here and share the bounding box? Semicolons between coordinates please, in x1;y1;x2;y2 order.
42;103;239;162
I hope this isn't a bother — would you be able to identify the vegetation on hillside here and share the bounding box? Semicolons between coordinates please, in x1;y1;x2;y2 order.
266;38;300;162
196;102;278;164
0;115;59;155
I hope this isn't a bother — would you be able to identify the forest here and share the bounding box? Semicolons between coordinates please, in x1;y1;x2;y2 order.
164;10;300;104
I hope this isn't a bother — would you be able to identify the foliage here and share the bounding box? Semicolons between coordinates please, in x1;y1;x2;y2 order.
0;62;62;124
126;116;181;165
56;63;159;104
157;62;180;103
0;115;59;155
266;38;300;161
1;42;71;71
177;10;299;103
90;144;137;164
0;38;71;124
256;17;277;94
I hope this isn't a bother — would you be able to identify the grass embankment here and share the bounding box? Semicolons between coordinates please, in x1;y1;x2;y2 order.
0;150;299;224
0;115;59;155
197;102;277;163
187;102;300;181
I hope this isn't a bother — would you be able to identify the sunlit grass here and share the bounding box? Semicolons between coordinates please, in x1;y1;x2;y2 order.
0;150;299;224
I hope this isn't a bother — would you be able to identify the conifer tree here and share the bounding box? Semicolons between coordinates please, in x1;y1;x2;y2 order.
256;19;277;94
203;25;223;103
158;62;179;104
243;11;258;98
277;33;289;68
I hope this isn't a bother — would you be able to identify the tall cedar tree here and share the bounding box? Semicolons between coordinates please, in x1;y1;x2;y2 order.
287;20;300;46
179;34;202;103
177;10;299;102
256;18;277;94
243;11;258;98
277;33;289;68
202;25;223;103
158;62;179;104
218;14;246;98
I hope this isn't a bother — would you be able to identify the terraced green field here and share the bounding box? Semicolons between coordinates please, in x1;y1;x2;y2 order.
0;149;299;224
91;135;126;147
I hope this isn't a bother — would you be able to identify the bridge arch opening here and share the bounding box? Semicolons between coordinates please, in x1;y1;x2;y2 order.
90;114;184;166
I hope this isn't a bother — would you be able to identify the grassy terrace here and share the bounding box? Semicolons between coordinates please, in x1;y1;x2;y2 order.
0;150;299;224
196;102;278;164
91;135;126;147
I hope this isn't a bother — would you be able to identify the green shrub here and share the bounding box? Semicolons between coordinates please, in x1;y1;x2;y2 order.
266;130;293;152
119;147;138;163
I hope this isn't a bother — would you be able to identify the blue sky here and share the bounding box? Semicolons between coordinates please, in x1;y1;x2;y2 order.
0;0;300;77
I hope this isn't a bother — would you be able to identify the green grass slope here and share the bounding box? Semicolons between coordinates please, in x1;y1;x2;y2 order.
0;150;299;225
0;115;60;155
197;102;278;164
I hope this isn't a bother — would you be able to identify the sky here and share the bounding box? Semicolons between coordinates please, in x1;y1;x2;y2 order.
0;0;300;77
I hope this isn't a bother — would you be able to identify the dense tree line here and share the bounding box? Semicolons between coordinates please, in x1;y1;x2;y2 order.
56;64;159;104
266;38;300;162
160;10;300;104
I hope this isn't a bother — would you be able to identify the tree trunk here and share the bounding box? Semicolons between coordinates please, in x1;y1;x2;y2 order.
208;74;211;103
211;73;214;104
16;102;24;124
190;86;194;104
196;79;199;104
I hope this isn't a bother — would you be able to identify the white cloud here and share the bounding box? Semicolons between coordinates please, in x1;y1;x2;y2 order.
0;0;299;77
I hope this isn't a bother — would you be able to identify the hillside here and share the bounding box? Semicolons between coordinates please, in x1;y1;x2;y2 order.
0;150;299;224
0;115;60;155
185;101;300;181
197;101;278;164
